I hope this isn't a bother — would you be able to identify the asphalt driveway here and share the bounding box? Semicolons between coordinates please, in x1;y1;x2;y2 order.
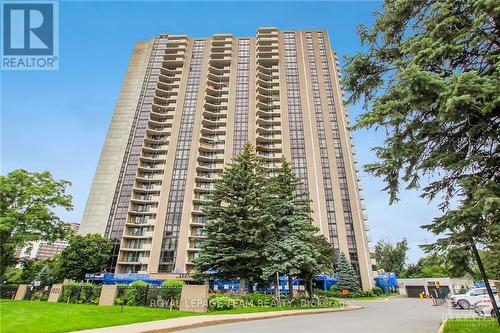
180;297;456;333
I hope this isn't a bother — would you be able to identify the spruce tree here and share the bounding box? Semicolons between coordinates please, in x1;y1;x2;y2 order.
335;252;360;292
35;265;51;286
262;157;334;294
194;144;272;287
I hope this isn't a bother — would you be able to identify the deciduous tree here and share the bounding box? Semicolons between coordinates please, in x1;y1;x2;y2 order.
57;234;112;281
0;169;72;278
373;239;408;276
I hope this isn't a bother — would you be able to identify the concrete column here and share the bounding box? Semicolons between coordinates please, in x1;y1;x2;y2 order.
14;284;28;300
98;285;118;306
47;284;63;302
179;285;209;312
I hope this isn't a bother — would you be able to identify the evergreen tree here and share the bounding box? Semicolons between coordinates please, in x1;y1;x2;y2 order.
335;252;360;292
262;157;333;294
194;144;272;287
343;0;499;321
35;265;51;286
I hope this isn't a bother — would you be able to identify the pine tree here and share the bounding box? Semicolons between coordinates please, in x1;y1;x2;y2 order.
335;252;360;292
35;265;51;286
262;157;333;294
194;144;272;287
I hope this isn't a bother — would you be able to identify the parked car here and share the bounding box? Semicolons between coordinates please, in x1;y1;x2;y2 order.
474;297;500;318
450;287;497;309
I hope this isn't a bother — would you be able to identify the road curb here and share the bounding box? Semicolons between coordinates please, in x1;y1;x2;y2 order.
163;306;364;333
75;306;363;333
437;319;447;333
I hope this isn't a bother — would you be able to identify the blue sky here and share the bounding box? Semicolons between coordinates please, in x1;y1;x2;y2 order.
1;1;442;263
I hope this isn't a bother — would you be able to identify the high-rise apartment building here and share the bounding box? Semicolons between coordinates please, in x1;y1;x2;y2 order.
80;28;374;289
16;223;80;261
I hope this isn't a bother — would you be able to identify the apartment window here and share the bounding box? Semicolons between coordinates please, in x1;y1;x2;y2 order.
317;32;359;274
159;40;206;273
284;32;309;195
104;37;166;272
305;32;339;250
233;39;250;156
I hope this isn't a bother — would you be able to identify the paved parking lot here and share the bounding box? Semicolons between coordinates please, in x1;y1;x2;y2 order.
180;297;476;333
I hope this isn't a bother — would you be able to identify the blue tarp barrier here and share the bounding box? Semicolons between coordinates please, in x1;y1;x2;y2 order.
211;275;336;293
84;273;163;286
375;272;398;293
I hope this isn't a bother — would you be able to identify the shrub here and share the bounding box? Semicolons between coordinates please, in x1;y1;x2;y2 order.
30;291;44;301
59;282;81;303
79;283;101;304
124;280;149;306
159;280;184;309
314;289;329;297
209;295;236;311
372;287;384;296
162;279;185;288
244;293;274;307
114;284;129;305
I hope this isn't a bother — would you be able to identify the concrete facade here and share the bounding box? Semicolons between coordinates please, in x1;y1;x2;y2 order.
80;28;374;289
98;285;118;306
179;285;209;312
15;223;80;261
398;277;475;297
47;284;63;302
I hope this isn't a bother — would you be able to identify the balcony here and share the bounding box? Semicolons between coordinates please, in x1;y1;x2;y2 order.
133;183;161;192
129;207;158;215
256;133;281;142
130;195;159;203
194;182;214;192
204;100;228;110
199;142;224;152
196;162;223;172
137;164;165;173
256;54;279;63
257;125;281;133
256;116;281;125
142;144;168;154
195;172;217;180
202;117;226;126
197;153;224;163
139;256;150;264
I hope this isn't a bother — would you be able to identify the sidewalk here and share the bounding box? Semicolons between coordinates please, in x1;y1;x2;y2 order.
75;306;363;333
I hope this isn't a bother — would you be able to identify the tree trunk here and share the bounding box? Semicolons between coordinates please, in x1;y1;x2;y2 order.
305;279;313;295
471;241;500;326
239;278;246;293
248;279;254;293
274;274;280;298
288;275;294;298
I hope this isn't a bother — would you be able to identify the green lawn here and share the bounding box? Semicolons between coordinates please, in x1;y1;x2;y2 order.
0;300;202;333
0;300;344;333
443;318;500;333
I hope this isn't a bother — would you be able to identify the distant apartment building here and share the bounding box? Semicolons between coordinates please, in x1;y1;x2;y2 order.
16;223;80;261
80;28;374;289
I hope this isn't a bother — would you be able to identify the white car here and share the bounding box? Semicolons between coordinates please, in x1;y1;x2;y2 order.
450;287;497;309
474;297;499;318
